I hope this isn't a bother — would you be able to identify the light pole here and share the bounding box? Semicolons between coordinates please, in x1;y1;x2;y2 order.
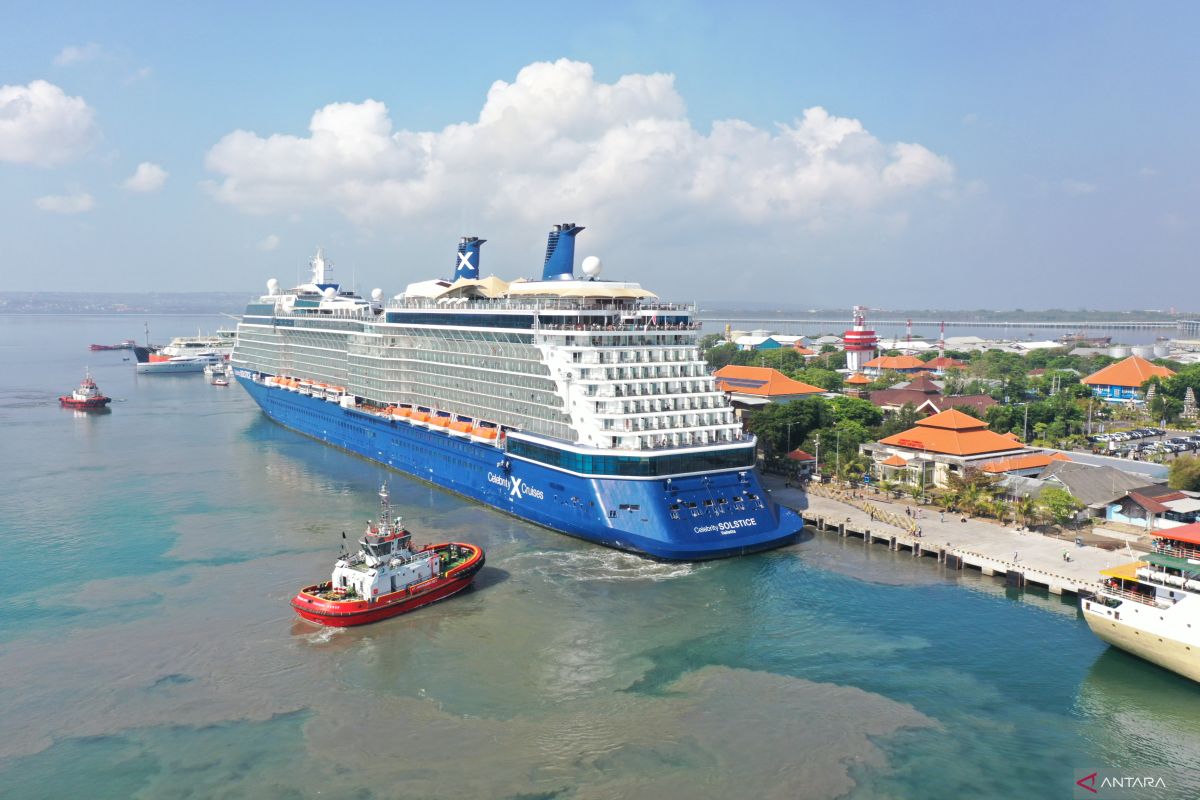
835;427;841;479
814;433;821;481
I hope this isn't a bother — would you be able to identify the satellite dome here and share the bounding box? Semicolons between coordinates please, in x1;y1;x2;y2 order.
266;278;279;294
581;255;603;278
371;288;383;302
323;287;336;300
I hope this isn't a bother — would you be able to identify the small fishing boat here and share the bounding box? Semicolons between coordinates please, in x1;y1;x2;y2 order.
212;376;229;387
291;485;485;627
58;371;111;410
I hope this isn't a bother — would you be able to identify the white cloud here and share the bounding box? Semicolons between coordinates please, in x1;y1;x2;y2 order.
35;189;94;214
204;59;953;232
122;162;168;192
54;43;105;66
0;80;97;166
257;234;281;251
1061;179;1097;196
125;66;153;85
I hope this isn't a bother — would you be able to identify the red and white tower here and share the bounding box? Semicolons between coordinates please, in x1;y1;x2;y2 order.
843;306;879;373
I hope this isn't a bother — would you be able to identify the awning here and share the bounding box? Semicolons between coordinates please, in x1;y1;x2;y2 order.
1100;562;1142;581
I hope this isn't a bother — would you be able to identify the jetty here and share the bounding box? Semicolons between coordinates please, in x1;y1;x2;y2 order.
766;477;1138;597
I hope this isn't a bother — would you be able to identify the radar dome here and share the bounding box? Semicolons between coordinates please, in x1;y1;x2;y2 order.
581;255;603;278
323;287;336;300
266;278;279;294
371;288;383;302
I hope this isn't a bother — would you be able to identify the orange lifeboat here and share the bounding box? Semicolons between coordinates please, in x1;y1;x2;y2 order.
411;411;431;423
430;415;451;428
449;420;473;435
473;426;499;440
394;406;412;418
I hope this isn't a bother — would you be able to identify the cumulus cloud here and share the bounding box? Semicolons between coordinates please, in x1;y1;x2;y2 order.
257;234;280;251
0;80;96;166
35;189;94;214
204;59;953;231
54;43;105;66
122;161;168;192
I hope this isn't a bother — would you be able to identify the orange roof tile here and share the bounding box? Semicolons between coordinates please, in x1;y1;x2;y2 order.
881;454;908;467
879;408;1025;456
863;355;925;370
844;372;872;384
1082;355;1175;388
793;345;817;355
714;365;825;397
981;452;1071;474
1162;523;1200;546
926;356;966;368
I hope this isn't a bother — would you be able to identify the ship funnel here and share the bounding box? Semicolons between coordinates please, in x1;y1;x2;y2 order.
541;223;584;281
454;236;486;280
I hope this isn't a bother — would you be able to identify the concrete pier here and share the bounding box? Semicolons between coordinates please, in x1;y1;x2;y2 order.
766;476;1131;598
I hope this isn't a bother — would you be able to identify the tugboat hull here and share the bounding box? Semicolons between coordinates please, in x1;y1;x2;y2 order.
292;543;484;627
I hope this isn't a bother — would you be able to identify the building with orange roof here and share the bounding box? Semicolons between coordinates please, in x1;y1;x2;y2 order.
1082;355;1175;402
862;354;926;376
842;372;871;397
861;408;1046;489
713;365;825;408
981;451;1071;477
924;355;966;374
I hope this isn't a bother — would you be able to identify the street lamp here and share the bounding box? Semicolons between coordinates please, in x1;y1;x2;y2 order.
814;433;821;481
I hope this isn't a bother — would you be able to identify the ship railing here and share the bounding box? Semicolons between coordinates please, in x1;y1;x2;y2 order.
1152;543;1200;561
1098;583;1170;608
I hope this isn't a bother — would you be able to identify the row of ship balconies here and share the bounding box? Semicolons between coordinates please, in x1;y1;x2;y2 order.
615;428;746;450
579;379;719;398
592;395;727;415
594;412;737;432
573;365;709;382
567;348;702;364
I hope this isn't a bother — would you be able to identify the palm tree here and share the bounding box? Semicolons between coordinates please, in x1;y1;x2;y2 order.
1014;495;1038;529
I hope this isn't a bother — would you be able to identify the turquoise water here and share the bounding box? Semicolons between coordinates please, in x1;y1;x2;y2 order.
2;314;1199;799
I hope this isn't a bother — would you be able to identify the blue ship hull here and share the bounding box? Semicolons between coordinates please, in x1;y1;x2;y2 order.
236;374;803;560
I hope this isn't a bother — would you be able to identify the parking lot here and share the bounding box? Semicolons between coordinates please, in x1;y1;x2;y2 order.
1090;427;1200;459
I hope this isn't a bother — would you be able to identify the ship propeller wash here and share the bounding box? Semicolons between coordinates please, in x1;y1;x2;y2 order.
233;226;803;560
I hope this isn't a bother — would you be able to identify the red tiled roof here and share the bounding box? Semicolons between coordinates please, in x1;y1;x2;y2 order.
926;356;966;368
881;454;908;467
713;365;825;397
786;448;816;461
878;408;1025;456
982;452;1070;474
1082;355;1174;388
1128;491;1171;514
844;372;872;385
863;355;925;370
793;345;816;356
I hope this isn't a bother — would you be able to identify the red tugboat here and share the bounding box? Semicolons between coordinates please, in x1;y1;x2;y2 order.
58;371;112;410
291;485;485;627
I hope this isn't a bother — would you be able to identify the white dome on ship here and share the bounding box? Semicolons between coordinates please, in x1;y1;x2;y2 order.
323;287;336;300
267;278;279;295
581;255;603;278
371;288;383;302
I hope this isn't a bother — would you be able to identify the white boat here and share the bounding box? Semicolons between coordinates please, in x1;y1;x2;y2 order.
134;330;236;374
1082;524;1200;683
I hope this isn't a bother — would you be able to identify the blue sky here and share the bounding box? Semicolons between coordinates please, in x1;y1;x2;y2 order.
2;1;1196;309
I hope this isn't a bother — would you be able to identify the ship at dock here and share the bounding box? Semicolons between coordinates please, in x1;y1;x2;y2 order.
1082;523;1200;683
231;224;803;560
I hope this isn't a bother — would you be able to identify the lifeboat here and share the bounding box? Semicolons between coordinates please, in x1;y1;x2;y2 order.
449;420;474;436
411;411;431;424
430;415;451;429
472;425;499;441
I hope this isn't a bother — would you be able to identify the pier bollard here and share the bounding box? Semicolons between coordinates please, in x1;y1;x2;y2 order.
838;522;846;537
889;536;897;551
937;548;945;563
1005;571;1025;588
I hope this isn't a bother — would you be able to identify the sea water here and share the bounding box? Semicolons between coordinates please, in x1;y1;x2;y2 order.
1;314;1198;800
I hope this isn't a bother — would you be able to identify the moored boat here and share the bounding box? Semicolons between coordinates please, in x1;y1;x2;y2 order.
291;485;485;627
59;370;111;410
1081;523;1200;683
89;339;137;351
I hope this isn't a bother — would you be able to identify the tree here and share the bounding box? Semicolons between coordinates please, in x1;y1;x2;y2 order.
1014;494;1040;529
1038;486;1083;527
745;397;833;464
1169;455;1200;492
826;395;883;428
878;403;921;438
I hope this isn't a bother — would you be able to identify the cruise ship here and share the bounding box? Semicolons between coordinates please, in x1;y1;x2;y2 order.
231;225;803;560
1082;523;1200;682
